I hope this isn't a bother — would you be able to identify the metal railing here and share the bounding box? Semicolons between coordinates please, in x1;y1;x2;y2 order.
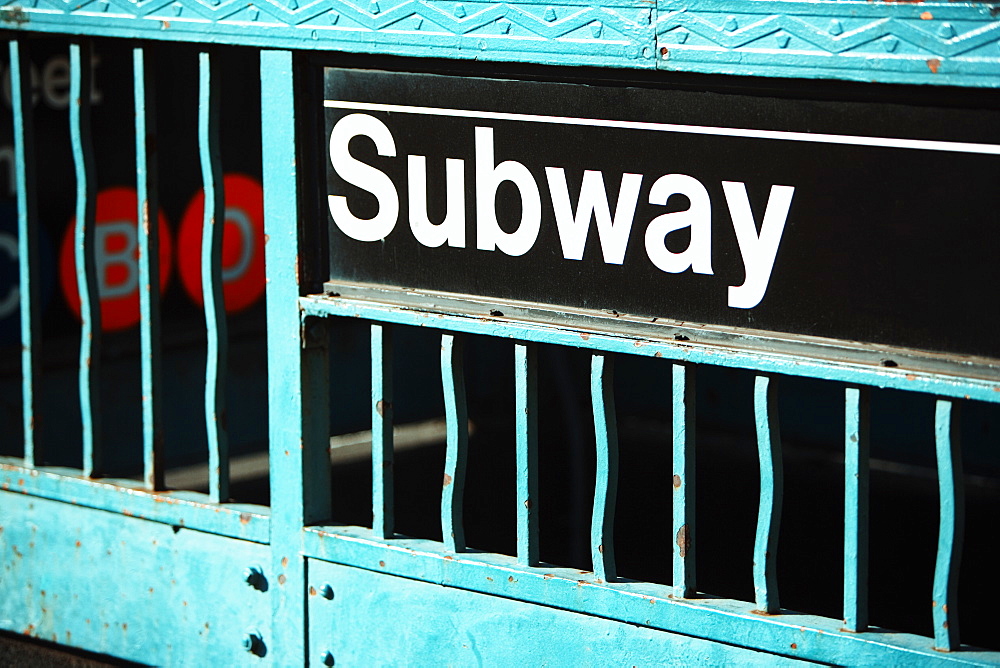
2;0;999;662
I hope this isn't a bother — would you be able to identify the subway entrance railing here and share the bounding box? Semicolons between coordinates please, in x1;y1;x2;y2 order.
2;1;1000;665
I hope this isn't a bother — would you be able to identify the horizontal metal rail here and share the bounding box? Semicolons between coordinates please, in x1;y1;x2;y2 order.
3;1;999;87
302;525;998;666
0;459;269;543
300;295;1000;403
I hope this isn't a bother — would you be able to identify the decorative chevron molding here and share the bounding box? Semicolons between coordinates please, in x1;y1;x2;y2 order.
2;0;999;86
655;10;1000;57
653;3;1000;84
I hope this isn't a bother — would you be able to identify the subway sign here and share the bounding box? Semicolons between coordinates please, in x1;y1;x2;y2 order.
323;69;1000;361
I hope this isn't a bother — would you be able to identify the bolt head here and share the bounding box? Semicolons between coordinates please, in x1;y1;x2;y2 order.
321;651;335;666
320;584;334;600
243;631;265;656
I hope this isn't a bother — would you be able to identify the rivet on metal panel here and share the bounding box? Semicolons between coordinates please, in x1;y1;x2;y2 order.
242;629;266;657
321;650;335;666
320;584;334;600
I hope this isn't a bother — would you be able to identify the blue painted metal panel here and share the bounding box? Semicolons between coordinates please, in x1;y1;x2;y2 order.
0;493;273;665
303;525;1000;666
1;0;998;86
306;557;817;666
299;296;1000;403
0;459;270;543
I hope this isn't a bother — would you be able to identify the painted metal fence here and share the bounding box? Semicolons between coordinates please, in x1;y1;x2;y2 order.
1;0;999;665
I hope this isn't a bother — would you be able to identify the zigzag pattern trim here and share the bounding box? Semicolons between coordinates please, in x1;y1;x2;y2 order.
16;0;651;43
656;11;1000;58
3;0;999;84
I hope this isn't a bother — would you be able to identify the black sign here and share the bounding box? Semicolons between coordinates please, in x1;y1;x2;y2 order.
323;68;1000;361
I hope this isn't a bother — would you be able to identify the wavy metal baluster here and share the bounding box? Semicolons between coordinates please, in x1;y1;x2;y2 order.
9;40;40;468
70;42;101;478
591;353;618;582
199;50;229;503
135;46;164;490
672;363;696;598
372;323;394;539
933;399;964;651
515;342;539;567
844;386;870;632
441;333;468;552
753;374;782;613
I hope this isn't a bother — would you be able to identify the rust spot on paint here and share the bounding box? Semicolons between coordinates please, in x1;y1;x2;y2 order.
654;352;662;357
508;576;516;583
580;333;590;341
309;586;317;596
486;577;493;582
376;400;389;416
379;561;386;567
942;604;948;613
791;643;798;649
920;10;932;18
905;374;917;381
240;513;251;525
443;555;453;560
122;623;128;631
943;620;949;628
927;58;941;73
281;557;289;568
23;624;35;636
443;473;453;487
672;474;681;488
278;574;287;585
523;498;532;509
676;524;690;558
543;573;554;580
263;233;270;244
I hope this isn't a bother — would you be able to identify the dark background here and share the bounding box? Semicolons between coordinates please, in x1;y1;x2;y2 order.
325;68;1000;360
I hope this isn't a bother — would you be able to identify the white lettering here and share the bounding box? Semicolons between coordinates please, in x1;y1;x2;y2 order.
328;113;399;242
408;155;466;248
644;174;713;275
0;145;14;198
0;232;18;319
545;168;642;265
475;127;540;257
42;56;70;110
222;207;254;282
96;221;138;300
723;181;795;309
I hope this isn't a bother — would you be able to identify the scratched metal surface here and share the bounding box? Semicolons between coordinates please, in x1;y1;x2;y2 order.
0;493;273;665
306;558;818;666
0;1;999;86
